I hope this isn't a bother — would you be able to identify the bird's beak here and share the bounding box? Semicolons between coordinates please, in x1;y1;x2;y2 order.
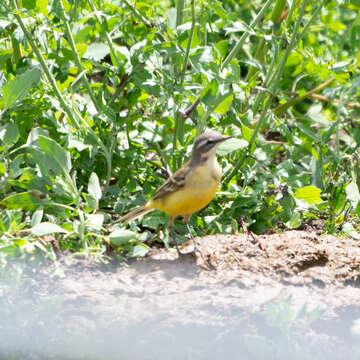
216;135;233;144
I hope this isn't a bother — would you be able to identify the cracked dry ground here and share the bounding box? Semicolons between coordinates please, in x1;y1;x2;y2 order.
2;230;360;360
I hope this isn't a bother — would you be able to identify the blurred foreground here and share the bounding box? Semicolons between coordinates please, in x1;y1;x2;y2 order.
1;232;360;360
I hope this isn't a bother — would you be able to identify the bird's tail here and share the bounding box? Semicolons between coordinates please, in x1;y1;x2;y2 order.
120;205;154;223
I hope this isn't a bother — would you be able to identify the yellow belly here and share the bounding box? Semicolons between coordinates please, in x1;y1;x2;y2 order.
148;163;221;217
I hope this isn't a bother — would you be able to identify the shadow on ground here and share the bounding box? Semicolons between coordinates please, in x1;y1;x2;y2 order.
1;231;360;359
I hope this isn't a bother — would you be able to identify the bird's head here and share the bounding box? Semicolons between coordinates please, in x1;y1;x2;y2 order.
191;131;233;164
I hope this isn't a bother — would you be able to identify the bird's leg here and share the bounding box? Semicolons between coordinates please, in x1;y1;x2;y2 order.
168;216;181;255
183;215;198;253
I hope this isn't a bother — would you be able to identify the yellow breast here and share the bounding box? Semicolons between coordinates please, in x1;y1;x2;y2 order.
149;156;222;217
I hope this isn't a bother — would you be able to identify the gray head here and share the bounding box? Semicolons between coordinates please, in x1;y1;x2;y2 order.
191;131;233;164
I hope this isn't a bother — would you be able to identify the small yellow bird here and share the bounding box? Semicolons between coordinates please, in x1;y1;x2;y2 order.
120;131;233;250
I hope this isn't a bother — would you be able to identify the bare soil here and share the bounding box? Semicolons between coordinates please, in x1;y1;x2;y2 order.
1;230;360;360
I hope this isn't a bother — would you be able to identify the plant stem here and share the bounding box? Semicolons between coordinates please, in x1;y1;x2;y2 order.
78;210;88;257
179;0;195;84
224;0;315;185
176;0;185;27
173;0;196;168
88;0;121;67
247;0;286;80
221;0;273;70
273;77;335;116
121;0;167;42
59;0;100;111
12;2;76;126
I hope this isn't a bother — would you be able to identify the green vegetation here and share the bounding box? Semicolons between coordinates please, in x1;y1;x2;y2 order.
1;0;360;261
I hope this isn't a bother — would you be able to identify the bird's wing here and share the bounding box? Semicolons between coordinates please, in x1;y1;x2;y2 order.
152;161;191;201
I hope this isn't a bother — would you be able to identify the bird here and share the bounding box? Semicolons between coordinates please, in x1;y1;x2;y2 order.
120;131;233;252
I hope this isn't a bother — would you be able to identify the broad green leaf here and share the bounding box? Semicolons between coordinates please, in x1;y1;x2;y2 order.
129;244;149;258
26;127;49;146
0;192;47;211
285;213;302;229
86;214;104;228
142;211;168;229
309;157;323;190
342;222;360;240
22;0;36;10
109;229;136;246
167;7;177;28
355;202;360;220
88;172;102;202
32;222;68;236
0;244;20;256
0;162;5;176
214;94;233;115
307;104;328;125
345;181;360;208
331;183;346;213
0;123;19;145
224;21;255;35
279;190;296;223
84;43;110;61
322;119;340;143
1;68;41;110
31;209;44;227
241;124;253;143
294;186;322;205
36;0;49;16
38;135;72;175
0;50;12;69
217;137;248;155
296;123;319;142
215;40;228;58
30;148;63;178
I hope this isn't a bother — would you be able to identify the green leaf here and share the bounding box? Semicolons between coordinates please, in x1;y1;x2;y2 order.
0;244;20;256
0;123;19;145
129;244;149;258
345;181;360;208
294;186;322;205
306;104;328;125
224;21;255;35
1;68;41;110
109;229;136;246
32;222;68;236
31;209;44;227
36;0;49;16
214;94;233;115
309;157;323;190
217;137;248;155
142;211;168;229
355;202;360;220
86;214;104;228
241;124;253;143
38;135;72;175
285;213;302;229
342;222;360;240
22;0;36;9
322;119;340;143
26;127;49;146
0;162;5;176
88;172;102;202
0;192;47;211
215;40;228;59
84;43;110;61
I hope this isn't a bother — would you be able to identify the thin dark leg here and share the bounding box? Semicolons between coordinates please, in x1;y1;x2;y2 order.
185;222;196;251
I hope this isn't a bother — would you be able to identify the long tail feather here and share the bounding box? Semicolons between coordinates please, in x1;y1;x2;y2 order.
120;205;153;223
